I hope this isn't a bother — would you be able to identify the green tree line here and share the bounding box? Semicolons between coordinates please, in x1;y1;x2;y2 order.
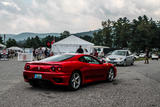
92;15;160;52
4;31;71;49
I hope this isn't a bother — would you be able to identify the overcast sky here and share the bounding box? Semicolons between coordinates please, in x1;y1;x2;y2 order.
0;0;160;34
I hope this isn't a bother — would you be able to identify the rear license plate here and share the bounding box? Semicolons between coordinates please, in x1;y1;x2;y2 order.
34;74;42;79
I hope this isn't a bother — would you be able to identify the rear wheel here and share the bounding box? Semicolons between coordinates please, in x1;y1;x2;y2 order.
107;68;115;82
69;72;81;91
29;80;39;87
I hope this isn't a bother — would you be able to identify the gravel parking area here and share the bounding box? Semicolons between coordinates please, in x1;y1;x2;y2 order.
0;58;160;107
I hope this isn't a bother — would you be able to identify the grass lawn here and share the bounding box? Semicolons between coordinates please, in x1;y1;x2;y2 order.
135;57;146;61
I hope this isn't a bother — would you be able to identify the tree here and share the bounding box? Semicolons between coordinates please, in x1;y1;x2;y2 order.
25;37;31;48
6;38;17;48
31;36;41;49
130;15;158;52
101;19;113;47
79;35;93;42
60;31;70;40
92;31;103;45
112;17;131;48
92;19;112;47
41;35;55;48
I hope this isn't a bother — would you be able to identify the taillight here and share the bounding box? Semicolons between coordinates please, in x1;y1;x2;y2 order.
57;67;62;71
51;64;62;72
24;64;30;70
51;67;55;71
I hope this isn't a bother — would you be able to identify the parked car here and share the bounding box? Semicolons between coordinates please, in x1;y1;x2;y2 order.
106;51;113;57
139;53;146;58
105;50;134;66
151;53;159;60
23;54;117;90
131;53;139;60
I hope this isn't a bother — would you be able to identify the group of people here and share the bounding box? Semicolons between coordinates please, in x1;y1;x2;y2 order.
76;45;100;57
33;48;53;60
0;49;17;59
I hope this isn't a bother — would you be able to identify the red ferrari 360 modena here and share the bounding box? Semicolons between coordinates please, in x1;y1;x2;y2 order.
23;54;117;90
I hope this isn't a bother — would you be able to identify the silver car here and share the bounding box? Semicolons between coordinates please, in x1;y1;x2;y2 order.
105;50;134;66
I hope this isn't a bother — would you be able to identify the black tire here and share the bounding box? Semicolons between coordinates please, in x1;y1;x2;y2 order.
123;61;127;66
69;72;81;91
131;60;134;65
107;68;115;82
29;80;39;87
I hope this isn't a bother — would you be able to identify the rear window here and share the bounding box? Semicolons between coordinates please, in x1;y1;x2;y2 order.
41;54;75;62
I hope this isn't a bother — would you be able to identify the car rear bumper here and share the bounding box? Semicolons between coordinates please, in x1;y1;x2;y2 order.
152;57;159;59
23;71;71;86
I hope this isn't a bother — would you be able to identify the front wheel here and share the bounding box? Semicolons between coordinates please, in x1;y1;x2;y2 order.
131;60;134;65
107;68;115;82
123;61;127;66
69;72;81;91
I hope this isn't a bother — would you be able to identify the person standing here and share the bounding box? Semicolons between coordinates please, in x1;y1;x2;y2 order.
44;48;49;58
94;49;98;57
35;49;39;60
76;45;84;54
144;48;149;64
39;47;43;60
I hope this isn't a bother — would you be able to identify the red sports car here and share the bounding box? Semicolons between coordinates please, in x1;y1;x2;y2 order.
23;54;117;90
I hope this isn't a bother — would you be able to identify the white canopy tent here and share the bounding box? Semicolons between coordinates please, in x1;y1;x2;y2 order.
0;44;6;48
51;35;94;54
8;46;23;52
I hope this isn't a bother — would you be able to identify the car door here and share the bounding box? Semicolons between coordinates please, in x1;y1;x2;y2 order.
83;56;105;81
126;51;133;64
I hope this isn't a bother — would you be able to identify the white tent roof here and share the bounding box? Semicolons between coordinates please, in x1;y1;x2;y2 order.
52;35;94;54
54;35;94;45
8;46;23;51
0;43;6;48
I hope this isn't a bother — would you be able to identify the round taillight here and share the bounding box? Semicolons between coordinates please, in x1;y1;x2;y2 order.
26;65;30;69
51;67;55;71
57;67;62;71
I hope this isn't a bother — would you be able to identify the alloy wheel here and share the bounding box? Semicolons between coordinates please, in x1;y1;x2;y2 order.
71;72;81;89
107;68;114;82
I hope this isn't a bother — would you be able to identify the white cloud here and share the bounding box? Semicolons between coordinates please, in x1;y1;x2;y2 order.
0;0;160;34
1;1;21;11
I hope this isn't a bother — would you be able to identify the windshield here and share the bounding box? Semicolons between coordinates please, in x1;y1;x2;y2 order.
112;50;127;56
41;54;75;62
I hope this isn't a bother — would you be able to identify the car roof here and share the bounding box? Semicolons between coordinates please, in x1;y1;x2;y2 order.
64;53;88;56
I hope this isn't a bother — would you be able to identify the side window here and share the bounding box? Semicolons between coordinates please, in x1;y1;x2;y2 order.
79;57;86;63
126;52;129;56
83;56;100;64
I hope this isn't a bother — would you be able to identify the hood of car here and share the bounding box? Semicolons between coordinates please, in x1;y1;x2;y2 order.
107;55;126;59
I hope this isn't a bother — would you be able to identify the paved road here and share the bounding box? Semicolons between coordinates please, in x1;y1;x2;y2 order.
0;59;160;107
